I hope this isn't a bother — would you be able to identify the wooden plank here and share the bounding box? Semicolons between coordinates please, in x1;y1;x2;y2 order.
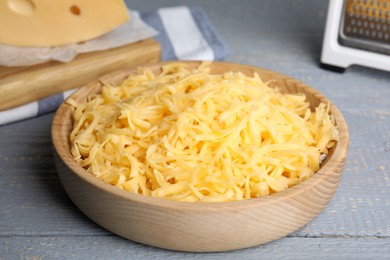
292;109;390;237
1;237;390;259
0;115;108;237
0;38;161;111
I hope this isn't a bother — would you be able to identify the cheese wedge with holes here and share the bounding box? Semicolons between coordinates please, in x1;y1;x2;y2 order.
0;0;129;47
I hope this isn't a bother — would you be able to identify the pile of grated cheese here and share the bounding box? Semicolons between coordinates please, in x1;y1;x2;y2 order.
68;62;339;202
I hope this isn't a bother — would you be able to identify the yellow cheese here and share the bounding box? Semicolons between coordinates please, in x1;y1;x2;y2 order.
0;0;129;47
68;62;339;202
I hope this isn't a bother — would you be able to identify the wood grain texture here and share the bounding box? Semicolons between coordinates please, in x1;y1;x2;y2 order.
51;61;349;252
2;236;390;260
0;38;161;111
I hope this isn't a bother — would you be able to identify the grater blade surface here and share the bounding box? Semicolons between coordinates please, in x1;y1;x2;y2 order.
339;0;390;54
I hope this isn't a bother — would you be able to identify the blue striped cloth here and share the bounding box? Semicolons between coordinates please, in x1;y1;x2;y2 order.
0;5;228;126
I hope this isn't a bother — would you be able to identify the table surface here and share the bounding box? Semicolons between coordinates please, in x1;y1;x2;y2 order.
1;0;390;259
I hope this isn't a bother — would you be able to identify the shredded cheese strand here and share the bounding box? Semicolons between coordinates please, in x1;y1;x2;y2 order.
68;62;339;202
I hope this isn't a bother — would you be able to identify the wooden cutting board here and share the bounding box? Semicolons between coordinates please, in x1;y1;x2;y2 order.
0;38;161;111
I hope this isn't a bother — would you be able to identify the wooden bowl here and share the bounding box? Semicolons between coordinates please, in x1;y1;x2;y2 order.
51;61;349;252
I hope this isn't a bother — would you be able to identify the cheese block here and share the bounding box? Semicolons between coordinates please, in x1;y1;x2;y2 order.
0;0;129;47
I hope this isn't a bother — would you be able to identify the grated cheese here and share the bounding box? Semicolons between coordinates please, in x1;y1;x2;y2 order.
68;62;339;202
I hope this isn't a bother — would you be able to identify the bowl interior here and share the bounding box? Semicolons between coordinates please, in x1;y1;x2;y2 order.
52;60;349;207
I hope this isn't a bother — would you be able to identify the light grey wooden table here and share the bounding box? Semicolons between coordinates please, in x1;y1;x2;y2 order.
1;0;390;259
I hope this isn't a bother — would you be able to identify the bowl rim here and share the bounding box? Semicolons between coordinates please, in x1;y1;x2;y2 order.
51;60;349;211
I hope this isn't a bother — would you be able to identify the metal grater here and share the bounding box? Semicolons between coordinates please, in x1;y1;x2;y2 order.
339;0;390;55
